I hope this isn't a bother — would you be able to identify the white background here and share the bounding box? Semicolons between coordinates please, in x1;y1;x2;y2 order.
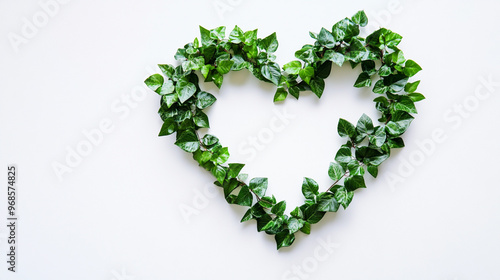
1;0;500;279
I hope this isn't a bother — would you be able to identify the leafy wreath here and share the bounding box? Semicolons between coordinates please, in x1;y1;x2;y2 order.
145;10;423;249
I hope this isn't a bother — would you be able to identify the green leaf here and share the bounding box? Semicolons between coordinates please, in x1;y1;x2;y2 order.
174;130;199;152
240;208;253;222
318;27;335;48
347;160;364;176
275;230;295;249
403;60;422;77
385;73;408;93
300;222;311;234
338;118;356;138
212;147;230;164
175;79;197;103
290;207;304;219
354;72;372;88
356;114;374;135
199;26;212;46
212;164;227;184
332;18;359;42
161;93;178;108
368;126;387;147
229;25;244;43
201;134;219;147
271;201;286;216
404;80;420;93
385;111;414;136
344;175;366;191
158;64;175;78
193;110;210;128
273;87;288;102
145;74;164;92
324;50;345;66
243;29;258;45
209;26;226;40
328;162;345;181
392;96;417;114
249;177;268;198
235;185;252;206
408;92;425;102
305;205;326;224
227;163;244;179
367;165;378;178
333;186;354;209
299;66;314;84
195;91;217;109
302;177;319;199
158;80;175;95
317;193;340;212
287;218;304;233
310;77;325;98
335;146;352;163
378;65;392;76
351;10;368;27
216;60;235;75
261;62;281;85
283;60;302;75
158;118;176;136
259;32;279;53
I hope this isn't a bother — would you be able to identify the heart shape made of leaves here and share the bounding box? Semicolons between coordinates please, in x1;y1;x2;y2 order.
145;11;423;249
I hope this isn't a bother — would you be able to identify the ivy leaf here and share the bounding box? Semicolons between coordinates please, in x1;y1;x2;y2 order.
199;26;212;46
333;186;354;209
275;231;295;249
158;64;175;78
354;72;372;88
158;119;176;136
328;162;345;181
310;77;325;98
249;177;268;198
385;111;414;136
227;163;244;179
201;134;219;147
210;26;226;40
271;201;287;216
161;93;178;108
240;208;253;222
347;160;364;176
318;27;335;48
332;18;359;42
174;130;199;153
403;60;422;77
392;96;418;114
317;193;340;212
404;80;420;93
378;65;392;76
299;66;314;84
144;74;164;92
356;114;374;135
235;185;253;206
212;147;230;164
196;91;217;109
283;60;302;75
216;60;235;75
244;29;258;45
229;25;244;43
335;146;352;163
408;92;426;102
212;164;227;184
273;87;288;102
259;32;279;53
193;110;210;128
344;175;366;191
367;165;378;178
287;218;304;233
175;79;197;103
261;62;281;85
338;118;356;138
324;50;345;66
351;10;368;27
302;177;319;199
368;126;387;147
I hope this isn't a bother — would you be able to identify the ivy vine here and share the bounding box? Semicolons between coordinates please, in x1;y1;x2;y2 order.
145;10;423;249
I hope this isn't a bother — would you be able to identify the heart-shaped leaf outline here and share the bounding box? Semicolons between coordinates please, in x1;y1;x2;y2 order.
146;10;423;249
